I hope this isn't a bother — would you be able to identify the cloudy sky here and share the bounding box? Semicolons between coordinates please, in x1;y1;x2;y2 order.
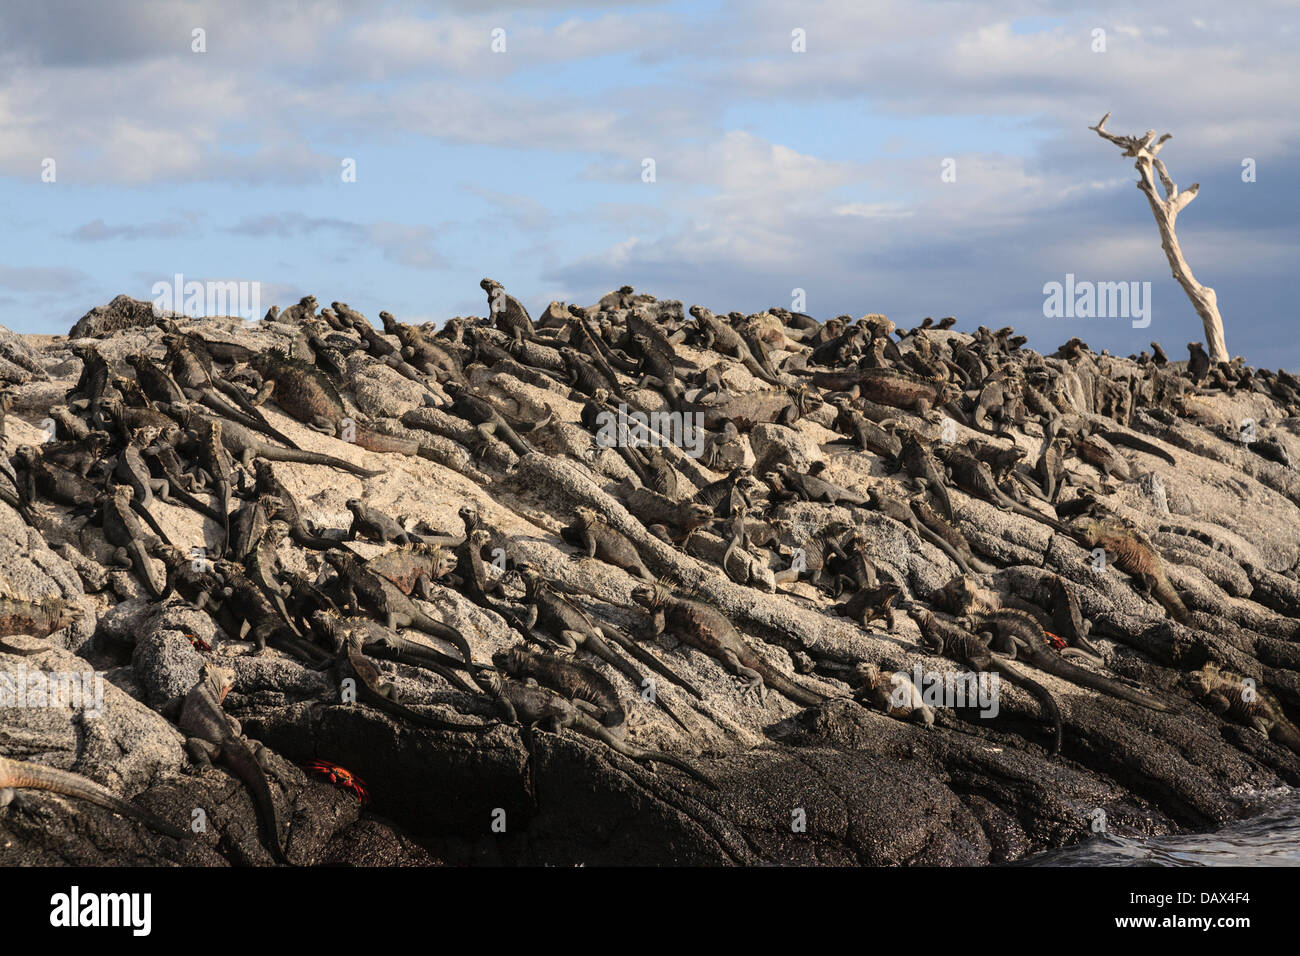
0;1;1296;364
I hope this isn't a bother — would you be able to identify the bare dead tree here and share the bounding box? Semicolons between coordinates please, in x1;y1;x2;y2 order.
1090;112;1228;363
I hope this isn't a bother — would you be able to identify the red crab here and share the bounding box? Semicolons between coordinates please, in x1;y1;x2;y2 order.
1043;630;1069;651
302;759;370;806
184;632;212;653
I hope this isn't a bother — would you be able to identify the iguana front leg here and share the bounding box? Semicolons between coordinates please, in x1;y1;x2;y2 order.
185;738;219;771
720;649;765;701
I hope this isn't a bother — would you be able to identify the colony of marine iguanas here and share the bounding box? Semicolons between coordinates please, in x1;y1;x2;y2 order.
5;280;1300;864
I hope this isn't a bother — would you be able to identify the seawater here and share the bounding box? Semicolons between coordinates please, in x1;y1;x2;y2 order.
1022;791;1300;866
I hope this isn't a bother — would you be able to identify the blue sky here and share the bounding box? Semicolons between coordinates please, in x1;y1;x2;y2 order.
1;0;1296;364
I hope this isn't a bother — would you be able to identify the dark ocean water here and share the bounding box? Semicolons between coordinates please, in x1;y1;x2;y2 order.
1022;791;1300;866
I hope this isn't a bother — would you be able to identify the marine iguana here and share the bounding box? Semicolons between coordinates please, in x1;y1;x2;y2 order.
311;610;476;694
198;419;234;556
367;542;457;600
494;644;626;729
936;444;1065;533
481;277;537;343
614;483;713;543
768;462;868;507
346;498;419;545
835;582;903;631
211;558;329;664
167;664;292;864
829;399;902;457
1190;663;1300;755
471;668;716;790
563;505;653;580
854;662;934;727
514;564;698;723
963;608;1169;712
245;348;415;455
250;459;340;550
0;595;81;638
631;581;832;708
0;755;186;840
101;485;165;599
1072;518;1191;625
896;429;954;522
315;613;493;732
910;605;1062;754
169;405;384;478
324;549;474;666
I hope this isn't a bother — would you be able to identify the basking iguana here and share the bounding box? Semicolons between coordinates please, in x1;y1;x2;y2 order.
472;668;716;792
631;581;832;708
910;605;1062;755
1072;517;1191;625
165;664;291;864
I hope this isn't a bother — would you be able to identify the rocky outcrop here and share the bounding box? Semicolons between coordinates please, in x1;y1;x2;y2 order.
2;292;1300;867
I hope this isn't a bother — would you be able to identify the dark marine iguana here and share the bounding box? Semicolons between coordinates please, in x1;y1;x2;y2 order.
324;549;474;666
169;405;384;478
962;608;1170;712
512;565;695;728
494;644;626;729
310;610;477;694
909;605;1062;755
245;348;416;455
471;668;716;790
631;581;832;708
562;505;653;580
165;664;291;864
314;613;493;733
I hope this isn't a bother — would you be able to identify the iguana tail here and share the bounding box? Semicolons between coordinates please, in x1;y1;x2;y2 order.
931;480;954;523
1270;721;1300;757
363;688;494;735
756;662;832;709
221;738;290;865
598;622;705;699
1152;577;1192;626
1024;650;1170;712
261;445;384;478
0;755;186;840
353;426;419;456
407;611;474;667
583;722;719;790
995;662;1063;755
1005;499;1065;534
127;540;166;600
1098;429;1177;466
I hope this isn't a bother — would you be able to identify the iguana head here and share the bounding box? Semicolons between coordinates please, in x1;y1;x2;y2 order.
471;666;503;695
630;583;664;610
200;663;237;703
